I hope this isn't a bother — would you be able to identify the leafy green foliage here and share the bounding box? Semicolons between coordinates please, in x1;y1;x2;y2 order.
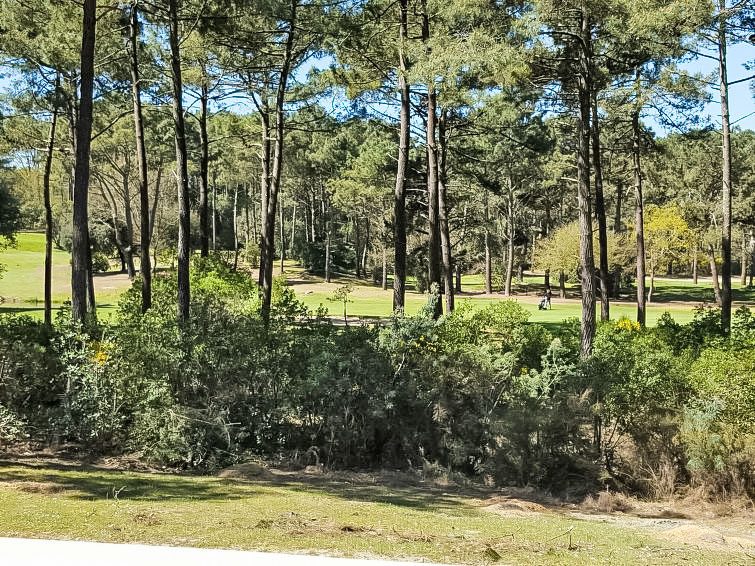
1;260;754;496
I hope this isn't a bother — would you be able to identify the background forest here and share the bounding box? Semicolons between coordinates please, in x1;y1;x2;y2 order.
0;0;754;500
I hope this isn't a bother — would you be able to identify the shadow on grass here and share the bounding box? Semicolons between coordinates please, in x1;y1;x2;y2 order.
0;459;251;502
620;282;755;304
0;457;470;513
0;306;46;315
262;475;472;513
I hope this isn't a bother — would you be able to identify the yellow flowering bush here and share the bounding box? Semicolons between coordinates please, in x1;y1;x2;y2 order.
615;318;641;332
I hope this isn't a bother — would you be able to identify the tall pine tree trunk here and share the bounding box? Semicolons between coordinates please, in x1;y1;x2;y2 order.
591;92;610;322
422;1;441;319
504;184;515;297
258;109;271;287
438;110;454;312
290;203;296;259
233;184;239;271
354;216;361;278
382;245;387;290
485;228;492;294
576;10;596;357
260;0;296;322
393;0;409;312
129;2;151;312
484;191;492;294
71;0;97;323
718;1;732;332
742;228;748;286
199;79;210;257
279;196;285;274
614;178;623;232
122;167;136;278
325;198;332;283
362;219;369;276
708;244;723;306
692;242;698;284
632;109;647;327
169;0;191;322
43;90;59;327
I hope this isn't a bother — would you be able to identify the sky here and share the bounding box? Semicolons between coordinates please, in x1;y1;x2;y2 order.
667;41;755;134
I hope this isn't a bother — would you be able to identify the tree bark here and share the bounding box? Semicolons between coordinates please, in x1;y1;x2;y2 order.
362;218;369;276
592;92;610;321
382;245;387;290
692;242;698;284
43;89;59;327
614;178;623;232
577;10;596;356
484;191;492;294
129;2;151;312
199;78;210;257
504;184;515;297
485;228;492;294
708;244;723;306
71;0;97;323
290;203;296;259
741;228;747;286
559;270;566;299
233;184;239;271
150;161;162;272
325;200;332;283
354;215;361;278
632;109;647;328
168;0;191;322
121;165;136;279
310;190;316;243
718;0;732;333
279;195;285;274
392;0;409;313
258;109;271;286
260;0;297;322
438;110;454;312
422;1;441;319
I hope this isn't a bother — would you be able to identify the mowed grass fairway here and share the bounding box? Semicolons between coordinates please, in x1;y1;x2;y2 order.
0;233;132;319
2;232;753;324
0;461;747;566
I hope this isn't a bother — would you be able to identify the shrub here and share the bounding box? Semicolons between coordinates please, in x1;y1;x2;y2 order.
681;344;755;495
0;403;26;445
91;252;111;273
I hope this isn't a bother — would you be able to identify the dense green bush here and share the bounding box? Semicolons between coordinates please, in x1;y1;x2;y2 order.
0;261;753;498
91;252;111;273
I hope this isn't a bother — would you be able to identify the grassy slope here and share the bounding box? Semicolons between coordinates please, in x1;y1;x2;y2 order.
0;463;740;566
2;232;753;326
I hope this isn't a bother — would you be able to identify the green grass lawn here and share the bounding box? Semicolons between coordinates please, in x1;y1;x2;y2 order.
0;462;742;565
0;233;133;320
299;290;702;325
2;232;752;326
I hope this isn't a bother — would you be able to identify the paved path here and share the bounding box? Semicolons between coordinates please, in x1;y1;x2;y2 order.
0;538;449;566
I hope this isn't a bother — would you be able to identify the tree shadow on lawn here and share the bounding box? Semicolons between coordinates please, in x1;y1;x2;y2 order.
0;457;473;514
0;459;250;502
262;473;475;514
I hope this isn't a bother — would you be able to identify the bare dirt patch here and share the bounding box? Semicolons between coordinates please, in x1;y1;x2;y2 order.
482;495;550;516
218;461;273;480
655;523;755;552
